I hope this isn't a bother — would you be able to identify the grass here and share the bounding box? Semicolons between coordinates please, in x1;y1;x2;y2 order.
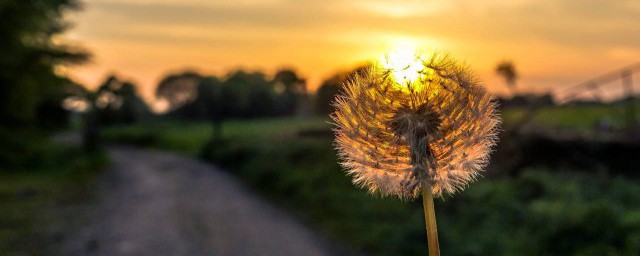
102;117;327;155
102;112;640;255
104;101;640;151
0;137;108;256
502;100;640;133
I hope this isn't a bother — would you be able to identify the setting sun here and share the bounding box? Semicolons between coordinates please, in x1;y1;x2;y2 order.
380;48;425;85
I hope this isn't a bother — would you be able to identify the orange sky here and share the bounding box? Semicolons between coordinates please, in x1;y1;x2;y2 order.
62;0;640;110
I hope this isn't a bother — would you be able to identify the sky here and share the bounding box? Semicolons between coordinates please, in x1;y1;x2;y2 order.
61;0;640;110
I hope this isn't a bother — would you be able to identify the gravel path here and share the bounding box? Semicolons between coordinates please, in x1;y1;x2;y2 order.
61;146;337;256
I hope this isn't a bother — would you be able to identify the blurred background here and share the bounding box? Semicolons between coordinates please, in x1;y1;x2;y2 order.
1;0;640;255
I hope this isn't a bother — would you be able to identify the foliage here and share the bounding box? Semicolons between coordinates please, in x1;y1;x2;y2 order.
155;71;203;111
0;0;89;128
221;71;275;118
272;69;307;116
191;76;225;121
0;140;107;255
92;75;150;125
502;100;640;133
438;170;640;255
314;65;368;116
314;80;341;116
495;61;517;92
159;69;309;121
102;118;326;155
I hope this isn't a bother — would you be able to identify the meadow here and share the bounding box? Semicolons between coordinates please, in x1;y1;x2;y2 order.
503;101;639;132
101;103;640;255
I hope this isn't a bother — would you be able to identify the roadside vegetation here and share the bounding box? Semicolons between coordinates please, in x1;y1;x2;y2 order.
0;130;107;255
102;107;640;255
502;100;640;133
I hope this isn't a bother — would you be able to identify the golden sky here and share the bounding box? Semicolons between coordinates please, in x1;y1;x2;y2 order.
63;0;640;108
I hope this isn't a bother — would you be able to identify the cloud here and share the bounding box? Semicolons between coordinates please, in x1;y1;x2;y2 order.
81;0;640;50
66;0;640;100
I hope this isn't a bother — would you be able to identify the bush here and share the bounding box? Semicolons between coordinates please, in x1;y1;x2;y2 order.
0;137;108;255
201;134;640;255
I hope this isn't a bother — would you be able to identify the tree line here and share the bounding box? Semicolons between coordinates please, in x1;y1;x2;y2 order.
76;65;370;128
0;0;367;134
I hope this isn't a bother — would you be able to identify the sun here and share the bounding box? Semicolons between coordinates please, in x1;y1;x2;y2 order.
380;48;425;85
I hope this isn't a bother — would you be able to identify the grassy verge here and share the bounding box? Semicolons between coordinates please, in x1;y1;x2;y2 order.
103;117;640;255
102;117;327;155
502;100;640;133
0;135;108;255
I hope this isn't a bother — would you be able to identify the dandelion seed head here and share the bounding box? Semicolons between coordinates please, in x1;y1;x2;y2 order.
332;52;500;199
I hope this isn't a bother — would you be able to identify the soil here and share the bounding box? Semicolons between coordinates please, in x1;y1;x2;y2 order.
57;144;338;256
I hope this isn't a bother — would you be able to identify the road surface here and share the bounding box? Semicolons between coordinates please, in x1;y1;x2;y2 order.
60;146;339;256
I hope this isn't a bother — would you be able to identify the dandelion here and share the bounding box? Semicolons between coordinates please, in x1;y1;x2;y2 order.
332;52;500;255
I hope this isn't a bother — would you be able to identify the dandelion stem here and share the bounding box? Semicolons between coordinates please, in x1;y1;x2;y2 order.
422;181;440;256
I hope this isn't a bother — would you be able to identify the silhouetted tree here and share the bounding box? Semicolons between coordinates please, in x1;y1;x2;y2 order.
94;75;148;125
156;72;203;111
224;71;275;118
191;77;221;118
163;69;307;122
272;69;307;115
315;65;368;116
496;61;518;95
37;79;80;128
119;82;147;124
0;0;89;128
194;77;226;139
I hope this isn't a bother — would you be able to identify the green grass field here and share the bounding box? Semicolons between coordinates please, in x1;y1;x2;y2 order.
104;102;640;153
502;100;640;133
102;108;640;255
102;117;328;155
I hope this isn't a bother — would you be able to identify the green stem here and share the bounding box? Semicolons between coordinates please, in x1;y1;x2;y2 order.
422;181;440;256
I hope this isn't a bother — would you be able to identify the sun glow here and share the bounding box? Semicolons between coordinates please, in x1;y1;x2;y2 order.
380;48;425;85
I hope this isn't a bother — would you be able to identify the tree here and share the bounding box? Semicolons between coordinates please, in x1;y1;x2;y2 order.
93;75;148;125
314;65;368;116
224;71;275;118
155;72;203;111
496;61;518;95
0;0;89;128
272;69;307;115
193;77;226;139
191;77;223;119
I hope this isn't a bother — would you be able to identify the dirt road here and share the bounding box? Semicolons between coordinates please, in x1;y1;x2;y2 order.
60;146;337;256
